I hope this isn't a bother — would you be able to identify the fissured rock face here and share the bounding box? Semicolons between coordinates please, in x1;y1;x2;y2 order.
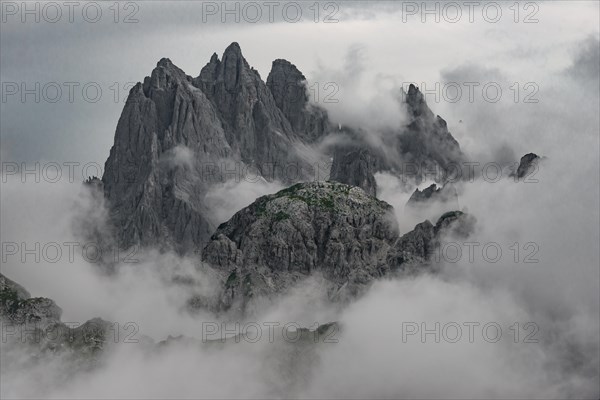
202;182;473;309
101;43;331;254
330;84;465;190
99;43;468;257
399;84;464;177
266;58;329;142
203;181;398;283
0;273;113;361
512;152;541;179
330;147;378;197
101;58;230;253
406;183;459;210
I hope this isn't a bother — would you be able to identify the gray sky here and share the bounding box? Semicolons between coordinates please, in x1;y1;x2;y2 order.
1;1;598;166
1;2;599;398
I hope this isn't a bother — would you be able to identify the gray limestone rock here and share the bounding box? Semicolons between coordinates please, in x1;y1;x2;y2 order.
97;43;469;258
396;84;465;182
202;181;398;307
101;57;231;254
266;58;329;142
328;84;465;194
100;43;332;256
511;152;541;179
0;273;113;360
387;210;476;274
201;182;473;309
406;183;459;210
194;43;322;181
329;146;378;197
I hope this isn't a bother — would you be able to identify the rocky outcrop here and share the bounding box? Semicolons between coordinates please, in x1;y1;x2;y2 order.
329;146;378;197
387;210;475;274
511;153;540;179
382;84;465;184
0;274;30;304
328;84;465;193
98;44;466;257
194;43;314;178
1;274;62;329
101;57;230;253
203;181;398;305
0;273;112;359
202;182;474;309
406;183;459;210
266;59;329;142
386;220;435;273
100;43;332;255
433;210;475;238
398;84;464;179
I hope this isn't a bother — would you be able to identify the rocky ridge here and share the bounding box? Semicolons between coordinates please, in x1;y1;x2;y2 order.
329;146;378;197
97;43;475;256
406;183;459;210
99;43;332;255
1;271;338;376
329;83;466;190
202;182;474;309
0;273;112;362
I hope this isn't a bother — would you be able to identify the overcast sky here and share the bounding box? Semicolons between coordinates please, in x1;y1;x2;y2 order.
1;0;598;167
1;3;599;398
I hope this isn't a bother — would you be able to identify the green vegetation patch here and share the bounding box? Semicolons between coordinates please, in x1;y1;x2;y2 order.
439;210;464;220
274;211;290;221
0;287;22;315
242;273;254;298
225;271;238;287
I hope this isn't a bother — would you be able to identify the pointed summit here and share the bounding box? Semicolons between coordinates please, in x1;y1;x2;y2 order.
405;84;433;119
223;41;242;56
220;42;250;89
157;57;173;67
197;42;253;93
268;59;307;91
102;51;233;254
98;43;467;259
271;58;303;73
142;57;190;97
398;84;464;182
266;58;329;141
267;58;307;117
193;42;324;180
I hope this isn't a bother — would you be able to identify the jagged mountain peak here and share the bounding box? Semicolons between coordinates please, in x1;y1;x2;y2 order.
197;42;258;93
267;58;307;91
201;181;474;308
270;58;305;75
98;43;466;256
330;146;378;197
266;58;308;111
157;57;174;67
221;41;249;68
152;57;190;80
100;43;333;255
405;84;434;119
405;182;460;214
404;84;451;130
224;41;242;54
266;57;329;142
330;83;464;189
142;58;191;95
